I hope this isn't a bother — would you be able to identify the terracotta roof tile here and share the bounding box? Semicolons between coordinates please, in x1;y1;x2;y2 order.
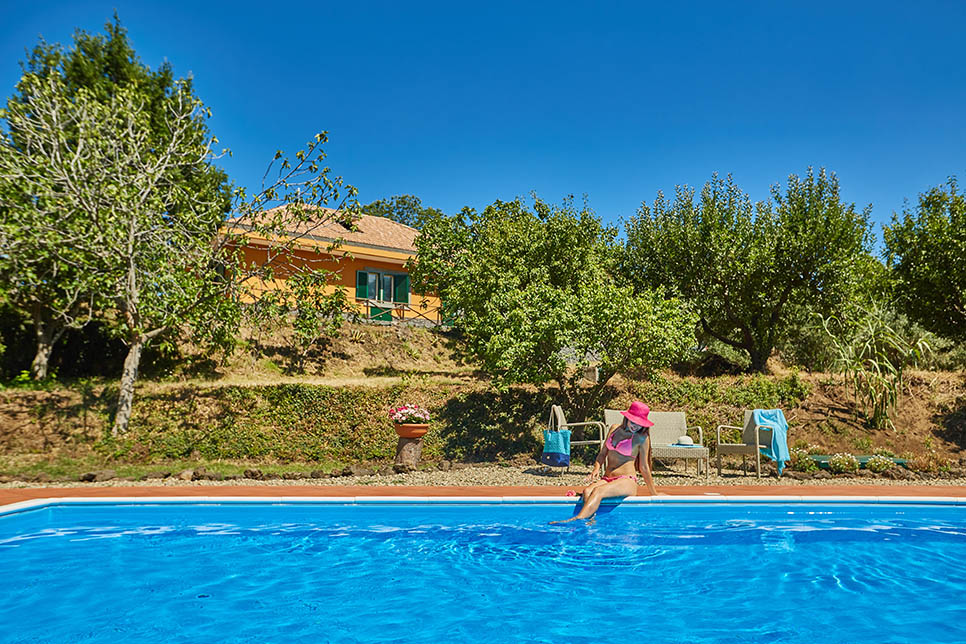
241;205;418;253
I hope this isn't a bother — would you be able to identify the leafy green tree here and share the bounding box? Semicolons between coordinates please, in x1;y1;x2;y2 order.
883;177;966;340
778;253;894;372
362;194;443;229
409;196;695;416
0;15;228;380
623;168;870;372
1;22;356;433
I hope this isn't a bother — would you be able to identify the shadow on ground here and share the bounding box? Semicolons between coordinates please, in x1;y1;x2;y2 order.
437;388;552;461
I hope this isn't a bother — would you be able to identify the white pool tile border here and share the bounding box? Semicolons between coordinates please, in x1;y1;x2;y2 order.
2;494;966;517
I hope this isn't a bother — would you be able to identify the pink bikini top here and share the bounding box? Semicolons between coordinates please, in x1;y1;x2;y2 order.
607;429;645;457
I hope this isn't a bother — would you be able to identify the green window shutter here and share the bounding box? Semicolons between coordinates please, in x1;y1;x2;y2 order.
355;271;368;298
393;274;410;303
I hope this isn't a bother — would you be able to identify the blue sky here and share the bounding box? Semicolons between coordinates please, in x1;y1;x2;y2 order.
2;1;964;236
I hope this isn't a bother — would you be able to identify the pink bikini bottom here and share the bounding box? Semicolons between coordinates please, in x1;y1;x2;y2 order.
601;474;638;483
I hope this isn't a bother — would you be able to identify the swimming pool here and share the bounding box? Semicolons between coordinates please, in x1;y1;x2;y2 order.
2;497;965;643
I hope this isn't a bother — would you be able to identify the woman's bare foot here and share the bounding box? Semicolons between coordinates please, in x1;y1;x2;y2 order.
549;513;596;525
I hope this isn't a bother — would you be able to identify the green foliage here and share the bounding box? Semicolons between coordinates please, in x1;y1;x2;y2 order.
634;372;810;410
102;382;547;463
865;454;896;473
4;370;54;390
0;16;230;380
362;194;443;230
828;452;860;474
789;447;819;472
409;195;695;416
623;168;870;372
823;305;931;429
884;177;966;340
0;15;360;432
245;270;350;373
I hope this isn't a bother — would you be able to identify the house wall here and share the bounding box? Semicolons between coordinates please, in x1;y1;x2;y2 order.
236;242;443;323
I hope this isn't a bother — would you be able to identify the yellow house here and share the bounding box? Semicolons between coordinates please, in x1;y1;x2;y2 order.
227;206;443;324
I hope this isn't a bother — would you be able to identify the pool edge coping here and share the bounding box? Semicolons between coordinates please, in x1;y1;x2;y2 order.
3;494;966;518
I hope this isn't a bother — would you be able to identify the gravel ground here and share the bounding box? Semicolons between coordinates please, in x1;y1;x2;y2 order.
2;463;966;489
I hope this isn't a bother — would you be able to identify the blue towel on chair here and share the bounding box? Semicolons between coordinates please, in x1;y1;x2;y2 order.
541;429;571;467
753;409;790;475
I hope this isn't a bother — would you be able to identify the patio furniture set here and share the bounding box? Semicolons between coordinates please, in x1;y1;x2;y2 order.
547;406;785;479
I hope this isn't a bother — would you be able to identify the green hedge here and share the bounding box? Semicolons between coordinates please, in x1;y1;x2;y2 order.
104;382;550;463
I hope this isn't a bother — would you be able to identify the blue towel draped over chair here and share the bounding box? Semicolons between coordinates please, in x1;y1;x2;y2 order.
541;429;572;467
753;409;790;475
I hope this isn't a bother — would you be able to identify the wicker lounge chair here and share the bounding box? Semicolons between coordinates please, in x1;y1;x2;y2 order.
604;409;709;477
715;410;778;478
549;405;606;448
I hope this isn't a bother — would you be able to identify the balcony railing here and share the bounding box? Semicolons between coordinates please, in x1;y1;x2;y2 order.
356;299;447;326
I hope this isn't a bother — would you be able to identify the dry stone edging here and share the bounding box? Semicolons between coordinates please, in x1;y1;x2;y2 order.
4;462;966;490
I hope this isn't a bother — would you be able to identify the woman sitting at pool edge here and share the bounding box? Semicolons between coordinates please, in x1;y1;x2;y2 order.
552;401;658;524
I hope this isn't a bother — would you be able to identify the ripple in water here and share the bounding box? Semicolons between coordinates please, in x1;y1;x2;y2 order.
1;503;965;643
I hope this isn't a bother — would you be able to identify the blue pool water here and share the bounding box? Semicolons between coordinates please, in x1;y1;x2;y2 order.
2;501;966;643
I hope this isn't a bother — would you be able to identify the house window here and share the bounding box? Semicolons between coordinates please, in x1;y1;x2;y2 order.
355;270;409;303
381;274;393;302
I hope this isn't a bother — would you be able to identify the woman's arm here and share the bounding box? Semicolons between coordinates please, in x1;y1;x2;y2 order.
587;424;617;482
636;434;657;495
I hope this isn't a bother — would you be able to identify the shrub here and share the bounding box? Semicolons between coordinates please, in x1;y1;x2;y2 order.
789;448;819;473
828;452;860;474
822;305;931;429
872;447;897;458
865;454;896;473
908;453;951;473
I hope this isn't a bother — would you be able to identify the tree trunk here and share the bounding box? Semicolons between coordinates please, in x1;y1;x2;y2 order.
30;313;65;381
113;335;145;436
749;348;769;373
30;336;55;380
394;437;423;470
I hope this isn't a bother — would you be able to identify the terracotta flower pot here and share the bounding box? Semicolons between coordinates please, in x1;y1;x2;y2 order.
394;423;429;438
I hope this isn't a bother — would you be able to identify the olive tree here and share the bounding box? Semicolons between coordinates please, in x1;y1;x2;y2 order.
409;196;695;417
623;169;870;372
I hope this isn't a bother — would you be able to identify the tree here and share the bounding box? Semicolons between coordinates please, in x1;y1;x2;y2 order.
1;57;355;434
778;252;894;372
409;196;695;417
362;194;443;229
0;15;229;380
244;268;349;374
622;168;870;372
883;177;966;340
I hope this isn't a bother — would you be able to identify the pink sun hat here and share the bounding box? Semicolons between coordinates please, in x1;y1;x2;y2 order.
621;401;654;427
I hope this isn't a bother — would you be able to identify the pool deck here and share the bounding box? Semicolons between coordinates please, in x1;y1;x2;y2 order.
3;484;966;506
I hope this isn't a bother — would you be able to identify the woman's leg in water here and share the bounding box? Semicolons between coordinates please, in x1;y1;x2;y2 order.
552;477;638;523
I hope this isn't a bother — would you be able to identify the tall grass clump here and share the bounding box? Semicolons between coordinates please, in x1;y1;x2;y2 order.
822;305;931;429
